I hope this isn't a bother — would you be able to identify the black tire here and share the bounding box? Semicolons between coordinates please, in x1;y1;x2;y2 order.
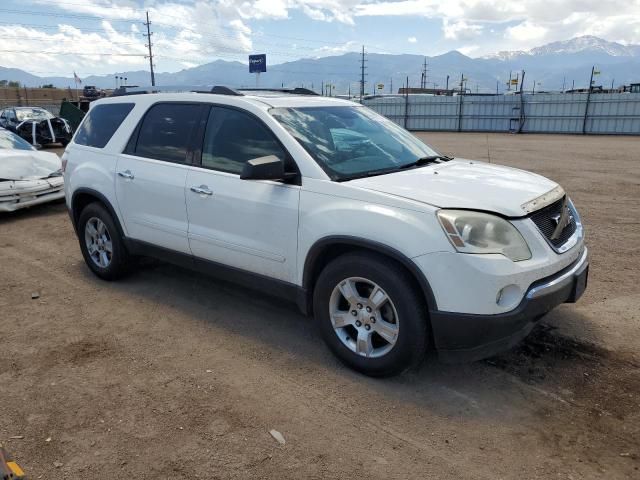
77;202;131;280
313;252;428;377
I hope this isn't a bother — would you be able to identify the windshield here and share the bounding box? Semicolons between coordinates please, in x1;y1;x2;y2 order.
0;129;35;151
15;108;54;122
270;105;439;181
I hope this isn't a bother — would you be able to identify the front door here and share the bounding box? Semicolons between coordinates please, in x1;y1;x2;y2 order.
185;106;300;283
115;102;205;254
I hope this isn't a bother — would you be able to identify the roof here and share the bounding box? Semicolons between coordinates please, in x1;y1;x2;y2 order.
98;90;358;109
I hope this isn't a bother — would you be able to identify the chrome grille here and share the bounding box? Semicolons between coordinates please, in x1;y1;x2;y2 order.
529;196;577;249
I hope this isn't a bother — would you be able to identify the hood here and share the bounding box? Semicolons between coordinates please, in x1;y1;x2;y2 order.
348;159;559;217
0;150;62;181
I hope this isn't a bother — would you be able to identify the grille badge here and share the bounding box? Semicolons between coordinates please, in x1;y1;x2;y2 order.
550;201;574;240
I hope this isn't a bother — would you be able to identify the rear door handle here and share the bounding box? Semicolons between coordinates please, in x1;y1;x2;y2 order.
118;170;134;180
190;185;213;196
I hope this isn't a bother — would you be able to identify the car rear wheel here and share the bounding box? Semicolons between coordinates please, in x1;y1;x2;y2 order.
313;252;428;377
77;202;131;280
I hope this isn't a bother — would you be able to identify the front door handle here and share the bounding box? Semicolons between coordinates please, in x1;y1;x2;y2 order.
190;185;213;196
118;170;134;180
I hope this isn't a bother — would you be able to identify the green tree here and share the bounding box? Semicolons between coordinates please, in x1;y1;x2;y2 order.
8;81;20;88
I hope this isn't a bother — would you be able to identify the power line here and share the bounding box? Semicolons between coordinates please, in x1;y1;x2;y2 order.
0;49;145;57
143;11;155;86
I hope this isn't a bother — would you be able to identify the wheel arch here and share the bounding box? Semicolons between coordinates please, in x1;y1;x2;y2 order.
70;188;125;239
301;236;438;316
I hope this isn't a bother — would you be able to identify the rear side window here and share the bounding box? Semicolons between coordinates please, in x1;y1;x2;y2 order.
133;103;201;163
74;103;134;148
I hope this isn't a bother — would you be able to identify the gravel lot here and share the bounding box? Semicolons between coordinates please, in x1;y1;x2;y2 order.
1;133;639;479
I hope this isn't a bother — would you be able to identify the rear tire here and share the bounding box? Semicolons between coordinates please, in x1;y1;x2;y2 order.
77;202;131;280
313;252;428;377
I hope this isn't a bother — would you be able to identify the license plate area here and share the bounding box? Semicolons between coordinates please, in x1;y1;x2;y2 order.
568;265;588;303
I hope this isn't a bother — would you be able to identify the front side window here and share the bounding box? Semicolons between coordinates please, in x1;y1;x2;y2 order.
201;107;286;174
75;103;134;148
134;103;201;163
270;105;439;181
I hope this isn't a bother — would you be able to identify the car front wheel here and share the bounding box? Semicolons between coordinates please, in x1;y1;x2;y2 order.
313;252;428;377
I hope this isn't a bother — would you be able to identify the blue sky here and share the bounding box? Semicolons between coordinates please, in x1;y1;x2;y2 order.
1;0;639;77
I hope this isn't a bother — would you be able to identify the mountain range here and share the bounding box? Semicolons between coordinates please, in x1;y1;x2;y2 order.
1;36;638;93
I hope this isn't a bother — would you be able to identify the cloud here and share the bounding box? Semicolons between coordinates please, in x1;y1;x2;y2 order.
5;0;640;77
442;20;483;41
505;21;548;43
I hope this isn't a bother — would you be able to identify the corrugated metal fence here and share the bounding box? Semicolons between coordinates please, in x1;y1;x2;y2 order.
363;92;640;135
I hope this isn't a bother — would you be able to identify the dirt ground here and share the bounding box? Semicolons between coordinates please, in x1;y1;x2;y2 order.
1;133;639;479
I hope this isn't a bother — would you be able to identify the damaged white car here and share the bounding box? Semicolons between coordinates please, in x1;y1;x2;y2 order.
0;128;64;212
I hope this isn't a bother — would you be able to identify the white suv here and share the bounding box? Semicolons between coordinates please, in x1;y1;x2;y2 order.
63;88;588;376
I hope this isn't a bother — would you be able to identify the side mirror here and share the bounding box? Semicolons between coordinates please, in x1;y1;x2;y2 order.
240;155;285;181
34;143;43;150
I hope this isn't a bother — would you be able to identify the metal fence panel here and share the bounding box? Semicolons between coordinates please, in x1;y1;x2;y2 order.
363;92;640;135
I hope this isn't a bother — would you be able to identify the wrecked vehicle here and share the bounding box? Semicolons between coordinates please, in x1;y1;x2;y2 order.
0;128;64;212
0;106;73;147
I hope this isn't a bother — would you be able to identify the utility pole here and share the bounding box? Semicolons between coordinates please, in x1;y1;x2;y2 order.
359;45;367;102
582;65;596;134
420;57;428;89
143;11;156;86
446;75;449;91
389;78;393;94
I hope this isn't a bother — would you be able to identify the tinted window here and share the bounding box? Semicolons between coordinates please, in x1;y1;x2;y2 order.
201;107;286;174
75;103;134;148
134;103;201;163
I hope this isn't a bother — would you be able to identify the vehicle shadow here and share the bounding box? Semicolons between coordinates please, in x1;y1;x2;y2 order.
80;256;630;422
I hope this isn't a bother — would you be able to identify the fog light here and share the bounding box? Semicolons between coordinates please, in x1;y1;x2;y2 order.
496;284;522;308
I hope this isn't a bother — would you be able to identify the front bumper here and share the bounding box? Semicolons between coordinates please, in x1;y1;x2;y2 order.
431;247;589;363
0;179;65;212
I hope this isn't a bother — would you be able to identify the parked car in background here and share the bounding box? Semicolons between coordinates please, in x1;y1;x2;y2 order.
0;128;64;212
0;106;73;146
63;89;588;376
82;85;101;99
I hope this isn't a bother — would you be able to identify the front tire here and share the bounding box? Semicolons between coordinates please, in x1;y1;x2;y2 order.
313;252;428;377
77;202;131;280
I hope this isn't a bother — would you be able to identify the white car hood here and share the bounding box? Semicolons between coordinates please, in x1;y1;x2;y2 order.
0;150;62;181
348;159;559;217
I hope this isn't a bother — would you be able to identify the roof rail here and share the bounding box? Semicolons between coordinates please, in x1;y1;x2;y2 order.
208;86;243;96
237;88;319;96
110;85;321;97
111;85;244;97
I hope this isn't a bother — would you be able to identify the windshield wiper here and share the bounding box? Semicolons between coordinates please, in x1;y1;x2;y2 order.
400;155;452;169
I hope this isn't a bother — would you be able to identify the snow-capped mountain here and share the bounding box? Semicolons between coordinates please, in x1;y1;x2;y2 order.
484;35;640;60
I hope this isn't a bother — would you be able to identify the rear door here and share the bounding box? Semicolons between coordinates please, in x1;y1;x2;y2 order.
185;105;300;283
115;102;205;254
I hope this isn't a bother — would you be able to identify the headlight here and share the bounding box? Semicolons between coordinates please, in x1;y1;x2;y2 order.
437;210;531;261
